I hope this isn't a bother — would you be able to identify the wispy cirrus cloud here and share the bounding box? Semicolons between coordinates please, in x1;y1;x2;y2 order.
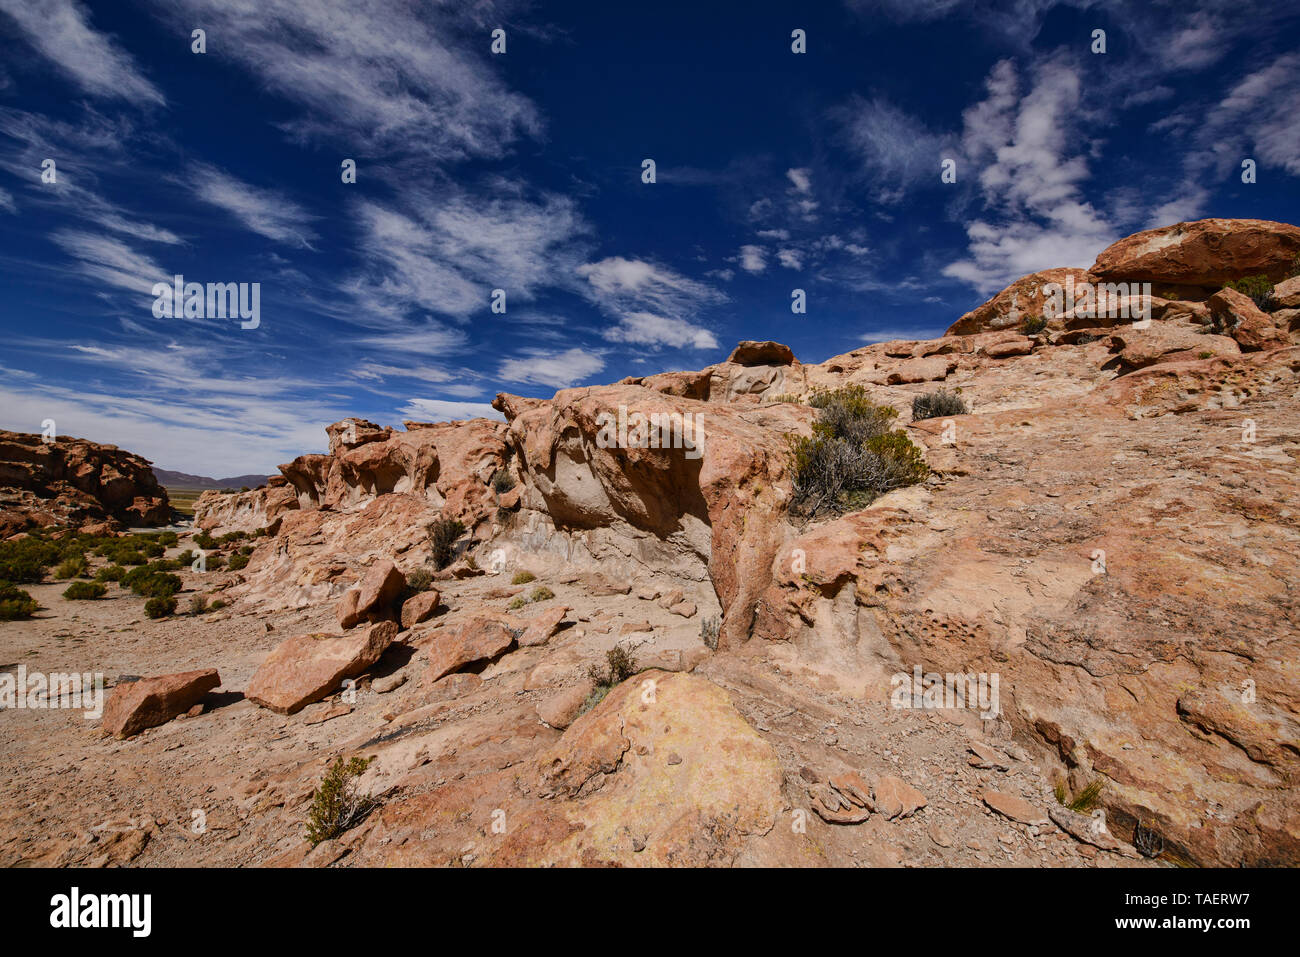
190;164;318;248
0;0;164;105
577;257;726;351
498;347;606;390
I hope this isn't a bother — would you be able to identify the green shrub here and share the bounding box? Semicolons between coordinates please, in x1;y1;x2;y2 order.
62;581;107;600
305;756;375;846
0;537;61;583
176;549;195;567
54;555;89;579
144;595;176;619
209;598;227;611
912;388;969;421
188;594;208;616
507;595;527;610
158;531;179;547
511;570;536;585
1023;314;1048;334
193;532;217;550
0;582;38;620
130;571;182;598
227;553;249;571
1223;275;1275;311
95;564;126;583
491;470;516;494
790;386;928;517
529;586;554;602
401;566;435;598
206;554;226;570
427;518;465;570
579;647;639;717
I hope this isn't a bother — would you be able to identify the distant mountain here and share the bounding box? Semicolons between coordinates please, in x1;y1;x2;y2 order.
153;468;275;490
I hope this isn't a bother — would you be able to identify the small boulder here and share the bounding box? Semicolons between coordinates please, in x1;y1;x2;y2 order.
400;589;441;629
727;340;796;366
102;669;221;739
874;775;927;820
982;790;1049;826
246;621;397;714
536;680;595;730
1209;287;1289;351
517;604;569;648
426;616;515;683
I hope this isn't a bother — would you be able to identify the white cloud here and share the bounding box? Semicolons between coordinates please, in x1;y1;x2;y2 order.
50;229;166;295
0;187;13;213
603;312;719;350
400;398;503;423
145;0;540;158
786;167;812;193
777;248;804;270
0;0;164;105
191;164;318;248
738;245;767;274
498;348;605;390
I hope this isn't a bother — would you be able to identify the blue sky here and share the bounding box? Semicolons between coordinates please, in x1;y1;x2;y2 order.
1;0;1298;476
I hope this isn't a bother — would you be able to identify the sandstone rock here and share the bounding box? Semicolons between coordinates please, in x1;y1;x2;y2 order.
1048;805;1131;854
399;589;440;629
426;616;515;682
983;791;1048;826
335;590;362;629
425;672;483;703
967;742;1010;771
1208;287;1289;351
372;672;407;694
517;604;569;647
1091;218;1300;286
1108;323;1239;368
885;356;956;384
947;267;1094;336
668;600;697;619
1272;275;1300;309
874;775;927;820
354;560;405;620
246;621;397;714
983;335;1034;358
727;340;796;366
536;680;595;729
102;669;221;739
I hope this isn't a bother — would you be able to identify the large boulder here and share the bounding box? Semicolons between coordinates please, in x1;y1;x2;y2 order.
1208;287;1290;351
1091;218;1300;287
425;616;516;682
246;621;397;714
336;559;405;629
102;669;221;739
946;267;1094;336
727;341;796;366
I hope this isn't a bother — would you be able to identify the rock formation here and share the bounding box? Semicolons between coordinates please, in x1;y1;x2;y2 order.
0;430;171;536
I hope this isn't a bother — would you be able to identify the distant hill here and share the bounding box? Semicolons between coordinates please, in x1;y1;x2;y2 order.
153;468;275;490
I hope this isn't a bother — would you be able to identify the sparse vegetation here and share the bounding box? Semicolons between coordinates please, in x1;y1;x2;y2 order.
911;388;968;421
305;756;376;847
700;614;721;650
790;385;928;517
491;470;516;494
54;555;89;579
95;564;127;583
529;586;554;602
1223;274;1275;311
144;595;177;619
579;646;639;716
62;581;106;600
1023;314;1048;334
511;570;536;585
507;595;527;610
227;553;249;571
1133;819;1165;859
0;582;39;620
404;566;435;596
188;594;209;616
427;518;465;570
1054;777;1105;813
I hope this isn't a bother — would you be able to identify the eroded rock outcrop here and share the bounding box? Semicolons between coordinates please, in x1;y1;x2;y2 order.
0;430;171;534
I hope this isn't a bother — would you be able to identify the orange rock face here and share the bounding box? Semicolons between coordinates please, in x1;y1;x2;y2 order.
102;669;220;739
245;621;397;714
1091;218;1300;286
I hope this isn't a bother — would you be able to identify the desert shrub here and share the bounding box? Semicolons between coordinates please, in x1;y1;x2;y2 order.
54;555;89;579
157;531;179;547
209;598;227;611
427;518;465;570
529;586;554;602
131;571;182;599
227;553;249;571
188;594;209;616
206;554;226;570
580;647;639;717
305;756;375;846
511;570;536;585
790;387;928;517
140;540;165;558
507;595;527;610
62;580;106;600
491;470;516;494
0;537;61;583
1198;351;1214;359
404;566;435;596
1055;776;1104;812
95;564;127;583
0;583;39;620
1133;819;1164;859
118;550;148;566
218;531;248;546
176;549;195;567
700;615;721;650
144;595;176;618
193;532;217;551
1223;275;1275;311
1023;314;1048;334
911;388;968;421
